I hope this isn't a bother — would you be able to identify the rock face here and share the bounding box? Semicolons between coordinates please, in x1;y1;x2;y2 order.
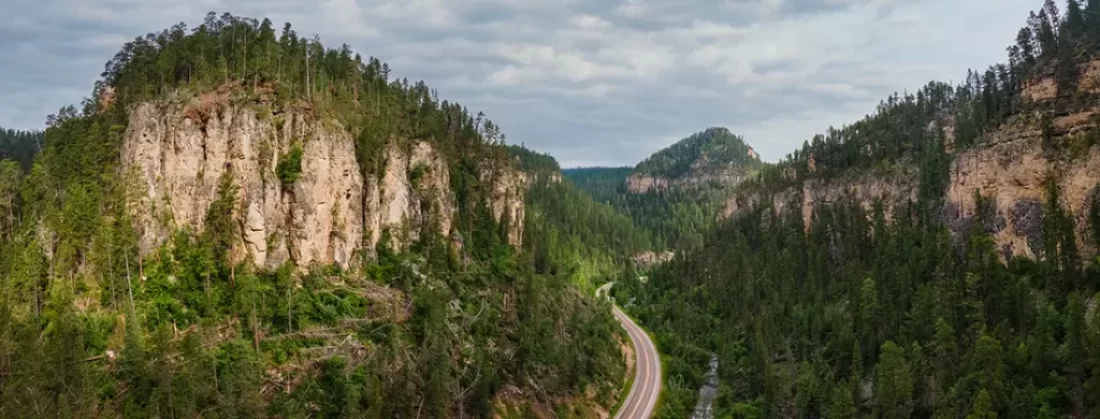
944;114;1100;259
123;102;363;270
122;99;524;269
633;251;675;269
365;141;458;253
625;165;752;194
480;161;527;247
625;175;671;194
724;167;919;230
724;72;1100;260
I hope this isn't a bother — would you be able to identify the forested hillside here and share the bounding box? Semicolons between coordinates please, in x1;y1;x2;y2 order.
616;0;1100;418
565;128;759;250
564;167;726;250
0;13;623;418
632;127;758;180
509;147;651;291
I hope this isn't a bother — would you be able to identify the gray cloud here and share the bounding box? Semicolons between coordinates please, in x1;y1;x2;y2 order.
1;0;1038;166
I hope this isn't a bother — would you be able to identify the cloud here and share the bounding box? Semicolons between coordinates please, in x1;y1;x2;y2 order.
0;0;1040;166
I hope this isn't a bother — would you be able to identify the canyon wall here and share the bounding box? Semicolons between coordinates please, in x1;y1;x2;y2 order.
122;99;525;270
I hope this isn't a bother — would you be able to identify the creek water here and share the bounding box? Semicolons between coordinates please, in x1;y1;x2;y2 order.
690;354;719;419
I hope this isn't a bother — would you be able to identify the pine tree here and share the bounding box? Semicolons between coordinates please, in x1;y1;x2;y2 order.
1087;0;1100;43
965;390;998;419
875;341;913;419
1017;27;1038;69
1036;9;1060;62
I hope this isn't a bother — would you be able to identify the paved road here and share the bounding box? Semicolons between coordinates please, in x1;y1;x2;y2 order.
598;283;661;419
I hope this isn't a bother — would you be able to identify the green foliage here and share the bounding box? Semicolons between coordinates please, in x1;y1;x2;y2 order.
565;167;729;250
506;145;561;175
876;341;913;418
275;143;303;185
634;127;759;178
564;166;633;203
563;128;762;251
0;127;42;172
0;12;625;419
408;163;426;187
616;185;1100;417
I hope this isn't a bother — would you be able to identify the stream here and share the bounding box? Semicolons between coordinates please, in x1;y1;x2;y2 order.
690;354;719;419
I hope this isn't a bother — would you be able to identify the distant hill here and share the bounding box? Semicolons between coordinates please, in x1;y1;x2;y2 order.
559;128;759;250
627;127;761;193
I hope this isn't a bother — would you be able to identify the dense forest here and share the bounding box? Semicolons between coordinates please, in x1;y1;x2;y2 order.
565;167;725;250
613;0;1100;417
0;127;42;172
565;128;759;250
0;13;624;418
563;167;634;204
619;189;1100;418
509;147;652;291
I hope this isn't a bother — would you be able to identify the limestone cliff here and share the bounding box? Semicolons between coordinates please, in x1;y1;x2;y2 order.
625;155;757;194
480;160;527;247
122;98;525;269
943;112;1100;259
723;166;919;229
365;141;458;253
724;66;1100;260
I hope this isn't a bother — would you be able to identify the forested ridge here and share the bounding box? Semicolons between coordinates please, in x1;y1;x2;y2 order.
633;127;759;179
0;13;625;418
611;0;1100;418
565;127;759;251
746;0;1100;194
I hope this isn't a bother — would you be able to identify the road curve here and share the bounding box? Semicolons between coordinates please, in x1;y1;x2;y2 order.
612;305;662;419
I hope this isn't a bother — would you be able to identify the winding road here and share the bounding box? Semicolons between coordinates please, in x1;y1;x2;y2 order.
598;283;662;419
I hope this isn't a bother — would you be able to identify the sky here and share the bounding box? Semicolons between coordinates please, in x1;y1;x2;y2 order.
1;0;1040;167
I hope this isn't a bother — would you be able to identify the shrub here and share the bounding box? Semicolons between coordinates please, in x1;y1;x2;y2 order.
276;143;303;185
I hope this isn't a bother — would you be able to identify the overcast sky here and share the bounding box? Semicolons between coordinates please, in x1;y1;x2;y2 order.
1;0;1039;167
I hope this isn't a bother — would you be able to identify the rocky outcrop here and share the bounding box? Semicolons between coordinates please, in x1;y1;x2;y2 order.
724;111;1100;261
480;161;527;246
626;174;671;194
122;99;524;269
364;141;457;253
633;251;675;269
626;169;752;194
943;113;1100;259
123;101;363;270
724;167;918;230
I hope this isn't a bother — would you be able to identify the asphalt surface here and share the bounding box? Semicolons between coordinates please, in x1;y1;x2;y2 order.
611;304;662;419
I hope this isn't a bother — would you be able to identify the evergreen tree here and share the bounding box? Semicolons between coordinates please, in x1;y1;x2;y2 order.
875;341;913;419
